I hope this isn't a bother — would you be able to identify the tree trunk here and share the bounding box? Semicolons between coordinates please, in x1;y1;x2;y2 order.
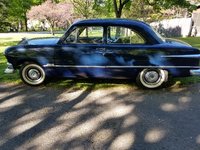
50;28;55;35
50;24;55;35
113;0;130;18
47;19;55;35
116;8;122;18
113;0;120;18
18;20;23;32
24;16;28;32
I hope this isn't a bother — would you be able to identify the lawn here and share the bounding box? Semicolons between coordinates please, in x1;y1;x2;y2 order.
0;33;200;88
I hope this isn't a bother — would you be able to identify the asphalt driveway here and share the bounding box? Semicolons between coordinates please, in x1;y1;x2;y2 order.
0;83;200;150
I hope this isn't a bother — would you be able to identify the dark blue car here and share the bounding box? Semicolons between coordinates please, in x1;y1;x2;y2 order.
4;19;200;88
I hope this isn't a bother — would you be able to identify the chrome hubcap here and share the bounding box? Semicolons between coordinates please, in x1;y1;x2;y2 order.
144;71;159;83
28;69;40;80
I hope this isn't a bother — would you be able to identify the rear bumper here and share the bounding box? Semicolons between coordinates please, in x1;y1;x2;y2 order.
190;69;200;76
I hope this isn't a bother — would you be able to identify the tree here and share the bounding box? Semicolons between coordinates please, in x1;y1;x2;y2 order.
6;0;48;32
71;0;130;19
93;0;115;18
32;0;46;4
124;0;196;22
8;0;35;31
144;0;194;11
125;0;152;21
27;0;73;35
0;0;7;18
93;0;131;18
0;0;9;31
113;0;131;18
71;0;95;19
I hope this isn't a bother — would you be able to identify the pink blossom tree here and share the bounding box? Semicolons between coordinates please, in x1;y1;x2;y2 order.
27;0;73;35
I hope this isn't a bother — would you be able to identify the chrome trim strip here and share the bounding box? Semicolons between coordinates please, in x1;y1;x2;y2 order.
190;69;200;76
43;64;200;69
162;54;200;58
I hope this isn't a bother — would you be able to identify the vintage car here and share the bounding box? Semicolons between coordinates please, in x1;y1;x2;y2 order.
4;19;200;88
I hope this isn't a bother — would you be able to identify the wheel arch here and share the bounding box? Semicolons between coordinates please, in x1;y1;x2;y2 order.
15;59;43;69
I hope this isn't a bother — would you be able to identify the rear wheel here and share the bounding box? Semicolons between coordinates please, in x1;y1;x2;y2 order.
20;63;46;86
137;69;167;89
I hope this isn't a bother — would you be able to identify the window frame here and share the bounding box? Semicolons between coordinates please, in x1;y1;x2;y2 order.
63;25;106;45
105;25;147;45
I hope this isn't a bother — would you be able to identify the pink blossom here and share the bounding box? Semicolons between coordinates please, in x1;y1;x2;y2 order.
27;0;74;29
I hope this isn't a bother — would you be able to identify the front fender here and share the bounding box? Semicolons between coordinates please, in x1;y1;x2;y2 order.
4;45;55;69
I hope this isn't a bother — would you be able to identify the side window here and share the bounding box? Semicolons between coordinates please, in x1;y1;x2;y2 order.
65;28;77;43
65;26;103;44
107;26;145;44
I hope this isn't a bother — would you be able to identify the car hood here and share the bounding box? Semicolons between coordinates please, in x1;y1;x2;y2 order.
164;38;191;47
18;37;60;45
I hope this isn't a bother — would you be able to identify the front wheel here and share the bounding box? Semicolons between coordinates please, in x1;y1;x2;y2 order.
20;63;46;86
137;69;168;89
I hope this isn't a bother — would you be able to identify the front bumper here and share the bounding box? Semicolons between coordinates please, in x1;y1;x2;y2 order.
190;69;200;76
4;63;14;74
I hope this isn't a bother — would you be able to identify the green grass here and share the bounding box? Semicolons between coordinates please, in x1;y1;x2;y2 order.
177;37;200;49
0;34;200;88
0;40;19;84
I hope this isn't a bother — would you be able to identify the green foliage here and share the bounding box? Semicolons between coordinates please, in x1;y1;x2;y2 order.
160;0;192;9
94;0;194;19
0;0;9;31
8;0;33;19
94;0;131;18
0;0;8;18
4;0;46;32
94;0;115;18
144;0;196;12
125;0;155;21
71;0;96;19
112;0;131;18
6;0;34;31
124;0;196;22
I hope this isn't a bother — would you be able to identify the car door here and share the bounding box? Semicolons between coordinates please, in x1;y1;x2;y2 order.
103;26;151;78
54;25;110;78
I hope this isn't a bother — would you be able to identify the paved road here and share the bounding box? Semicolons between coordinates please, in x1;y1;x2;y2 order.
0;83;200;150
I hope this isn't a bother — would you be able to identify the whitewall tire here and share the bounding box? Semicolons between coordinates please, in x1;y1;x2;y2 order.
20;63;46;86
137;69;167;89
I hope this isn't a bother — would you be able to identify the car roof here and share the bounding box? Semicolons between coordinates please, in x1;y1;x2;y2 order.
61;19;164;44
72;19;151;28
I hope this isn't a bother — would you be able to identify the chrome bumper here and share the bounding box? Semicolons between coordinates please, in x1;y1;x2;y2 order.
4;63;14;74
190;69;200;76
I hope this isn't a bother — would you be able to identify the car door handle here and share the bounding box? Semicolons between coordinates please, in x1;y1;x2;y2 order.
104;51;113;54
96;48;106;51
